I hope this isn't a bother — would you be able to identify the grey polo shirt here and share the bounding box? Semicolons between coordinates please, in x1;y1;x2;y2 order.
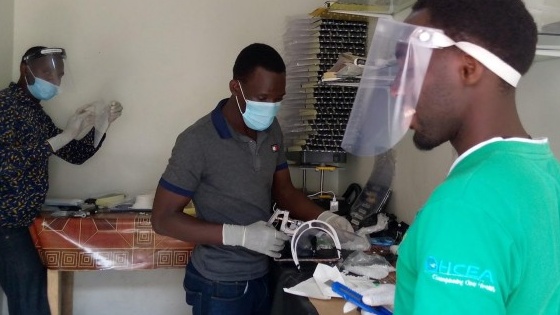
159;98;288;281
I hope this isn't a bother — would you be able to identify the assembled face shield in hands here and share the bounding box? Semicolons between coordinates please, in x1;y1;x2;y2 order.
23;48;68;101
342;19;521;156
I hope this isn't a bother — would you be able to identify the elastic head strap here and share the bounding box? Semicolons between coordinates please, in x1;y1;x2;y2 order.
413;29;521;87
23;48;66;62
454;41;521;87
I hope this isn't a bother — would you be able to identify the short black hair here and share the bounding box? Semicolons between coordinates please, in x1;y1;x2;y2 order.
21;46;47;64
233;43;286;81
412;0;537;76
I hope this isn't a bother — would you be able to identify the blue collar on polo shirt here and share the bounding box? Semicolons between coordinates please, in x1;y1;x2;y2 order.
211;98;233;139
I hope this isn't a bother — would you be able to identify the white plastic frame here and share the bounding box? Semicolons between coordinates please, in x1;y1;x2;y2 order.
290;220;342;270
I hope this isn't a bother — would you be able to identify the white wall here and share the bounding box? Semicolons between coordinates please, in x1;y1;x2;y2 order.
8;1;325;315
517;59;560;155
0;0;14;87
72;269;188;315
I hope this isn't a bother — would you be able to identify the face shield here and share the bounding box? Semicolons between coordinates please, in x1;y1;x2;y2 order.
23;48;68;100
341;19;521;156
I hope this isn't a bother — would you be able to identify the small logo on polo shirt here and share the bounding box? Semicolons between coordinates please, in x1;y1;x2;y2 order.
424;256;496;293
271;144;279;152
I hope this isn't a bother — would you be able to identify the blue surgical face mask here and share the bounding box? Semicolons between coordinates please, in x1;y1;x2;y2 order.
26;77;59;101
236;81;281;131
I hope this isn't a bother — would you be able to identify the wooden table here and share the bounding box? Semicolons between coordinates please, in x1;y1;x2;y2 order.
30;211;194;315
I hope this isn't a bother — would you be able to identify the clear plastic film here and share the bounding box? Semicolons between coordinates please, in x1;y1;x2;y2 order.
341;251;395;280
342;18;436;156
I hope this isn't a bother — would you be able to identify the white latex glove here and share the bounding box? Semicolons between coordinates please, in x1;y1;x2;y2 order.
92;101;122;147
358;284;396;315
222;221;290;258
73;103;96;140
106;101;123;124
47;109;94;151
317;211;354;233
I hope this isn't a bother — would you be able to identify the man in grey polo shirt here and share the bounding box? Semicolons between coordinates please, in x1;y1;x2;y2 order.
152;43;353;315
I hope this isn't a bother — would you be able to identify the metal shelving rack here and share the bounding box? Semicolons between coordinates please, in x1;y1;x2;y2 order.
279;11;369;166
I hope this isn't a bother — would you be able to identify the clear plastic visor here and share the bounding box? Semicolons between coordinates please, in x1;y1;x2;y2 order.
341;19;438;156
24;52;67;87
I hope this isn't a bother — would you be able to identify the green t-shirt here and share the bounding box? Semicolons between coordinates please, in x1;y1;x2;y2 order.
396;139;560;314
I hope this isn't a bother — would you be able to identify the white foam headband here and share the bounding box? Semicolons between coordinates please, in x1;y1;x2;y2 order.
412;28;521;87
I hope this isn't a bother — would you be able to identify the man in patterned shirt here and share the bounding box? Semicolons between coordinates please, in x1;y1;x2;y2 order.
0;46;123;315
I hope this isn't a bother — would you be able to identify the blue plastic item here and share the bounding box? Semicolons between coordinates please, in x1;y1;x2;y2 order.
326;280;393;315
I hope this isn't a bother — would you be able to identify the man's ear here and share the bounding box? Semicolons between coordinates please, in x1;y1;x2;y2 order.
460;53;484;86
229;79;239;94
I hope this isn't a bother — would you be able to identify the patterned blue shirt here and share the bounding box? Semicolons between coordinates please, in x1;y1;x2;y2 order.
1;82;103;227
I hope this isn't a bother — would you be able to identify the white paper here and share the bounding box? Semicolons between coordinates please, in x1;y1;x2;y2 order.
313;263;345;298
283;278;328;300
283;263;378;301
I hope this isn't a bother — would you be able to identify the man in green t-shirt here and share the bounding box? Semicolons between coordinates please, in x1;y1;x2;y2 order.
343;0;560;313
